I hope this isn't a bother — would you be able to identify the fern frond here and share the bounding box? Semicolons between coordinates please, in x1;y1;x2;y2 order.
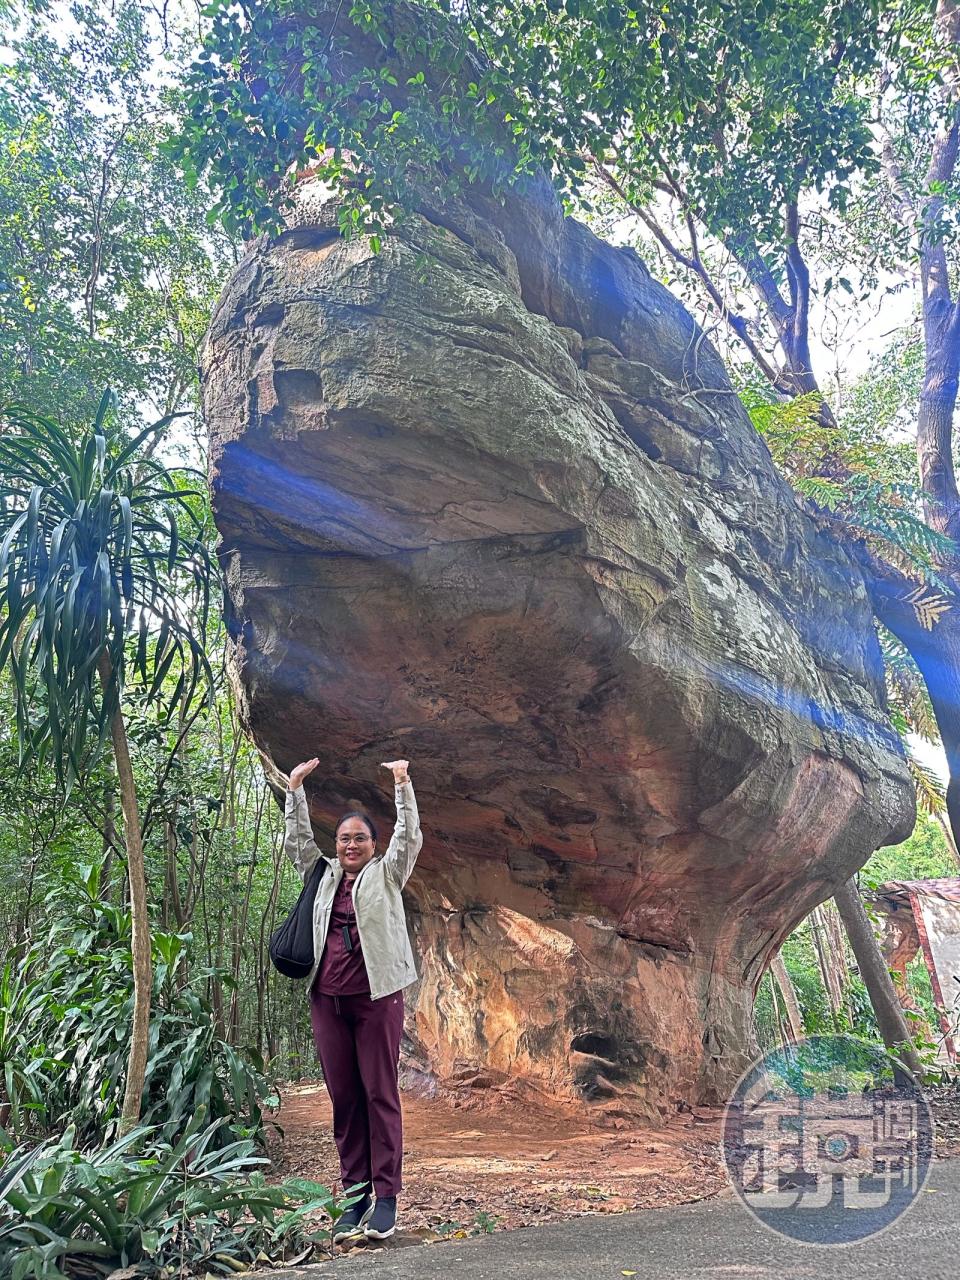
743;378;960;620
878;628;914;672
795;476;846;508
886;657;940;741
903;583;954;631
906;750;947;816
869;512;954;566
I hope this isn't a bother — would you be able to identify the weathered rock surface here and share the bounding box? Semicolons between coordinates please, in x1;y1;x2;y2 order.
202;97;914;1117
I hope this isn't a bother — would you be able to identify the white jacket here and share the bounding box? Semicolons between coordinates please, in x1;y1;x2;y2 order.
283;781;423;999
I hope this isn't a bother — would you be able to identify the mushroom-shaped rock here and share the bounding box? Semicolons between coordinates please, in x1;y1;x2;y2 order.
202;174;913;1118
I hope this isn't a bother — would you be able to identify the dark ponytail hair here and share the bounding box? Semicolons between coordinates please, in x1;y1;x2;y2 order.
335;811;378;843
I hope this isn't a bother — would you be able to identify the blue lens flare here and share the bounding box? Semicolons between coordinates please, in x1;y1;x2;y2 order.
220;443;906;760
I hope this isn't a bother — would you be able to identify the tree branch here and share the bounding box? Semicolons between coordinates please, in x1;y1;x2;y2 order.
785;202;812;364
922;119;958;291
879;128;917;228
638;132;794;331
592;158;791;394
728;237;793;329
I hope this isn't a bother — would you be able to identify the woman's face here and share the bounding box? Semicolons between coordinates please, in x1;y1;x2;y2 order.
336;818;376;876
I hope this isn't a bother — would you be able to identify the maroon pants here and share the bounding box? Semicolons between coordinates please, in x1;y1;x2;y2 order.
309;989;405;1198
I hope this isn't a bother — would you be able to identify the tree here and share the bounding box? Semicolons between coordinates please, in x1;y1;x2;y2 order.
770;951;804;1042
833;879;922;1077
0;0;231;428
0;395;214;1131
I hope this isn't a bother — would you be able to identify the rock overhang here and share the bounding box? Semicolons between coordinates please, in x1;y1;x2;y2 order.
202;134;913;1117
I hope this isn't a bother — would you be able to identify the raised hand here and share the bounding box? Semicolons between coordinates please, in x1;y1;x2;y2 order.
380;758;411;785
288;757;320;790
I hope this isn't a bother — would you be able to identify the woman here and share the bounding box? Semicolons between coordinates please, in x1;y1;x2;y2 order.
284;756;422;1243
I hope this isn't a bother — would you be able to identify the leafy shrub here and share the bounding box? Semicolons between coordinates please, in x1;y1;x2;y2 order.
1;864;275;1146
0;961;54;1136
0;1113;350;1279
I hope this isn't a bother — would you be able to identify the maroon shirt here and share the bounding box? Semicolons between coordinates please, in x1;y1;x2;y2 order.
315;875;370;995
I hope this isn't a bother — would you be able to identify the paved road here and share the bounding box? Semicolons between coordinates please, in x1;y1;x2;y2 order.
272;1159;959;1280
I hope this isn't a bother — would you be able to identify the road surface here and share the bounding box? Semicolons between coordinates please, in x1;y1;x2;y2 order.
268;1157;959;1280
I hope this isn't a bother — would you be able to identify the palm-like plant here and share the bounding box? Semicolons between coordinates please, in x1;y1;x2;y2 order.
0;391;215;1133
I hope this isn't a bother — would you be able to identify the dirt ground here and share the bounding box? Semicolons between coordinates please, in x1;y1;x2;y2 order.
271;1081;742;1243
269;1076;960;1252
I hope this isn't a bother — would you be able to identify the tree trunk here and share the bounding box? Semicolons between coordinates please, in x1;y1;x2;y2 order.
18;856;39;947
165;813;185;927
823;901;853;1023
101;761;116;900
865;560;960;849
833;879;922;1079
768;971;790;1050
810;905;844;1027
257;830;285;1062
99;654;152;1135
934;809;960;868
770;952;804;1042
230;784;264;1044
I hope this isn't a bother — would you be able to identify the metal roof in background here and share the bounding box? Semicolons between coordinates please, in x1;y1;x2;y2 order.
875;878;960;908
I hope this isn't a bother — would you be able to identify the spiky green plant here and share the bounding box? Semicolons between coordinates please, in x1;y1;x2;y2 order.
0;1115;350;1279
0;392;216;1135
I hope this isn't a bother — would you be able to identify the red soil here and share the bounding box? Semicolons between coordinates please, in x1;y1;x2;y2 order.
270;1081;728;1241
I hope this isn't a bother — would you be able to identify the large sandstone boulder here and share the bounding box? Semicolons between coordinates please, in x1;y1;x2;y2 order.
202;101;914;1119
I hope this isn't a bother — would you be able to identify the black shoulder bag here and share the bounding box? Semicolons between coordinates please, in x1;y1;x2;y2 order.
269;858;328;979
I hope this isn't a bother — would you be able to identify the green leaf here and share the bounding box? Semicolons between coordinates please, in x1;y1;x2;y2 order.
167;509;179;573
0;399;217;786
